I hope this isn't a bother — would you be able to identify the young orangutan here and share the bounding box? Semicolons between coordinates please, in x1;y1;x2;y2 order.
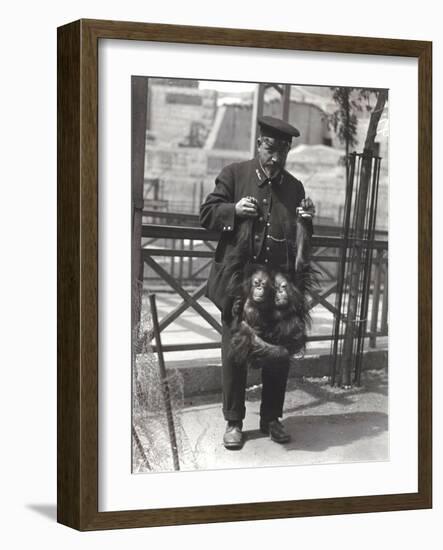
228;267;313;368
228;265;290;369
269;271;311;356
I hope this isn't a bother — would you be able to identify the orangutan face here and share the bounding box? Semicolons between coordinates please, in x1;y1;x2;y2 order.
274;273;290;308
251;269;273;304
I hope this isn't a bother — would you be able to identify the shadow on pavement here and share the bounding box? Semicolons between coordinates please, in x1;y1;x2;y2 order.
282;371;388;416
281;410;388;452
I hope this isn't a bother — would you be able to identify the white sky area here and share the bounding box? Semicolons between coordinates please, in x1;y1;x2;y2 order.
199;80;256;93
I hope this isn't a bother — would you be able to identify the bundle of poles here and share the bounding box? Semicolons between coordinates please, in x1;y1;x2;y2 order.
330;150;382;387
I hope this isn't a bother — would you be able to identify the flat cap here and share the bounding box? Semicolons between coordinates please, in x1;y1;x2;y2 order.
258;115;300;141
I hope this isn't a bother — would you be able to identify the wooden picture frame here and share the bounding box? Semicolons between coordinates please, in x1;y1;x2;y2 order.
57;18;432;530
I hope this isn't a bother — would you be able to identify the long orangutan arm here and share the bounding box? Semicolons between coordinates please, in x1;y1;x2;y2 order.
294;197;315;273
240;321;289;364
295;216;312;273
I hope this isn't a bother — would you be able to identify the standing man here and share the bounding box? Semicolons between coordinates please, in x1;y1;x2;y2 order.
200;115;314;450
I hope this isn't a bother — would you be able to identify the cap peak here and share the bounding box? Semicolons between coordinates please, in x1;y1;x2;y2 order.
258;115;300;140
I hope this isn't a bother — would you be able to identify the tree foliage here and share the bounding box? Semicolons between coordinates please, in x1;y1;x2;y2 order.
329;87;382;149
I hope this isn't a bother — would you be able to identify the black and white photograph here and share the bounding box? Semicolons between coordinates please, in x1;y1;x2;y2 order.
131;76;389;473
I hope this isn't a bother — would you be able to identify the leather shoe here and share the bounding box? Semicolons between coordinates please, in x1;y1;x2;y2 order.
260;419;290;443
223;421;244;449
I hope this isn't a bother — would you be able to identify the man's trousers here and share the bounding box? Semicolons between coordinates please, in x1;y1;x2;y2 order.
221;322;290;422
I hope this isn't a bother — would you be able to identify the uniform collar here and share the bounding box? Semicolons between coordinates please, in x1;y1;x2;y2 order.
255;158;284;187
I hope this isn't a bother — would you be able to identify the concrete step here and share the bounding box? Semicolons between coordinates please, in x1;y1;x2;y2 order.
162;347;388;398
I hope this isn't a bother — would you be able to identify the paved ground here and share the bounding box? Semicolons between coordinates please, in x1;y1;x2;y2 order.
134;292;388;473
134;369;388;473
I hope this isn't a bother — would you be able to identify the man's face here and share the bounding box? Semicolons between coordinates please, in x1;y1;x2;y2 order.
257;136;291;178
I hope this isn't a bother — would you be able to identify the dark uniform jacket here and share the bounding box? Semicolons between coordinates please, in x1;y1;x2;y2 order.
200;157;312;312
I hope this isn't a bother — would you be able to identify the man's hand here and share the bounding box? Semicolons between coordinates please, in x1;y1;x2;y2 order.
235;196;259;218
297;197;316;219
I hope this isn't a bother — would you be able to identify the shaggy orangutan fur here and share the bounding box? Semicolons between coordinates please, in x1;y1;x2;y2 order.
228;265;290;369
228;267;314;369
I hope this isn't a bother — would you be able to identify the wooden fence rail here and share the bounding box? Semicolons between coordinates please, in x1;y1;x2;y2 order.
141;223;388;353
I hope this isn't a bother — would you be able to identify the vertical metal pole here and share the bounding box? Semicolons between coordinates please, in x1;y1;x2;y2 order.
354;157;381;385
179;239;184;285
132;76;149;329
153;178;159;201
199;180;204;209
369;250;382;347
345;90;350;192
282;84;291;122
250;83;265;157
188;239;194;281
330;152;356;385
191;181;196;214
381;259;389;334
149;294;180;471
170;239;175;278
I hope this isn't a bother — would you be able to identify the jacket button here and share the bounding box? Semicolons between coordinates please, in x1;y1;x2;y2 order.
259;216;264;222
255;235;260;241
263;198;268;204
266;246;270;251
264;259;269;263
253;255;257;260
266;222;270;227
